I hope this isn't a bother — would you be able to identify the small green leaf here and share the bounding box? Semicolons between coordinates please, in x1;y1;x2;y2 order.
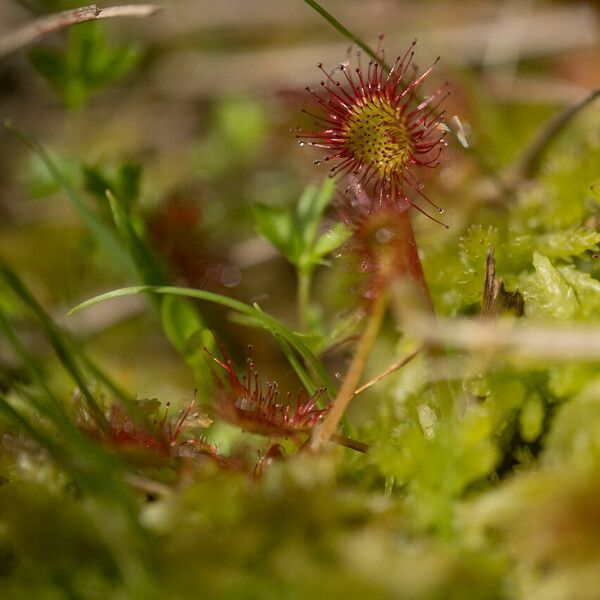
84;162;142;214
296;176;336;249
309;223;351;263
252;202;296;260
107;191;165;286
28;22;143;109
116;162;142;210
254;178;339;271
557;265;600;319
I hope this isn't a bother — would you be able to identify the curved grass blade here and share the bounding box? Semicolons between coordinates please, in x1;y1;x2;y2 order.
70;285;336;397
0;307;80;433
0;256;108;430
274;333;317;396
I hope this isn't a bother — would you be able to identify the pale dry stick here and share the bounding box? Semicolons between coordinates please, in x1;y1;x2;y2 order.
350;348;421;400
123;473;173;497
0;4;163;59
399;308;600;361
310;293;389;451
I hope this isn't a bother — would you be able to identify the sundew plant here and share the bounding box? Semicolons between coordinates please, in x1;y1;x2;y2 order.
1;1;600;598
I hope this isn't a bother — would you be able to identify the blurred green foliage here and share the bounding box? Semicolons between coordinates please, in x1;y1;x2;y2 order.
29;22;142;109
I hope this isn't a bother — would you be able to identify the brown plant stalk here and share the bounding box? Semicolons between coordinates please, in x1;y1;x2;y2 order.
0;3;162;59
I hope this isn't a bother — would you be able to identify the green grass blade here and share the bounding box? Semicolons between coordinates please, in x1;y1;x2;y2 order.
274;333;317;396
70;285;336;396
250;302;336;397
106;189;165;286
301;0;382;64
106;190;212;382
0;307;80;431
5;120;136;278
0;256;108;430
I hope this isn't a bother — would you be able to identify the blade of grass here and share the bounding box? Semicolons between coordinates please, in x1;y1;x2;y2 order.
70;285;336;397
5;123;211;392
251;302;336;397
301;0;382;64
5;120;136;278
106;189;165;286
107;190;212;383
274;333;317;396
0;256;108;430
0;307;81;432
506;87;600;186
1;284;144;425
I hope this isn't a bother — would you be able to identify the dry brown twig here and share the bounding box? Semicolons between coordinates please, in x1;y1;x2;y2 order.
397;308;600;362
0;3;163;59
350;349;421;400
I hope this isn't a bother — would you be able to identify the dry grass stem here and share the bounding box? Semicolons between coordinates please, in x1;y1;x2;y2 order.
0;4;163;59
399;309;600;361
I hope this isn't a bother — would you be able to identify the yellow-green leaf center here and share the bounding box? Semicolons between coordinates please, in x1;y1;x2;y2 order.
344;98;412;176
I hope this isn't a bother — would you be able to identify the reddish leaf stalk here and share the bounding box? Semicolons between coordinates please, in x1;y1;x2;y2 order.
312;203;438;450
311;289;388;450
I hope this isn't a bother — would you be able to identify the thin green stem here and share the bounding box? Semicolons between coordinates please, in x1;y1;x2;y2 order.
301;0;383;66
297;267;312;331
0;256;109;431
